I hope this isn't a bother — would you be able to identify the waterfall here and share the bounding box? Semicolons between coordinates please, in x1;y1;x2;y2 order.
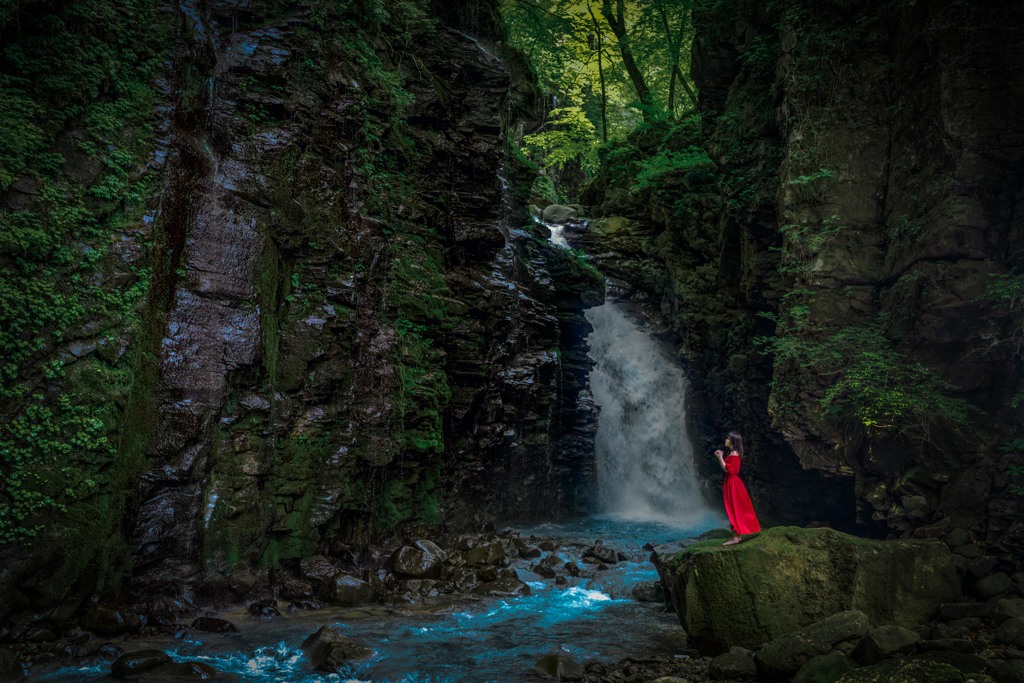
585;302;714;526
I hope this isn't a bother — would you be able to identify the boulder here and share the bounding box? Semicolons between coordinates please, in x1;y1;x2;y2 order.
852;625;920;665
585;215;636;237
998;618;1024;648
330;574;378;607
654;526;961;653
511;537;542;559
708;647;757;680
81;606;134;636
391;540;447;579
112;650;173;679
301;626;375;674
465;542;509;567
755;611;870;682
939;603;989;620
471;574;531;597
247;598;280;618
541;204;578;224
972;573;1013;600
278;577;315;600
993;599;1024;624
916;638;976;653
189;617;238;634
533;553;564;579
792;652;858;683
299;555;338;583
989;659;1024;683
582;544;618;565
909;651;989;675
138;661;232;681
632;581;665;602
834;658;969;682
533;652;583;680
0;648;23;683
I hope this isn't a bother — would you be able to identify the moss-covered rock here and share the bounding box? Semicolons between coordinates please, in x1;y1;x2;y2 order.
755;611;869;682
793;652;859;683
834;658;977;683
655;526;961;654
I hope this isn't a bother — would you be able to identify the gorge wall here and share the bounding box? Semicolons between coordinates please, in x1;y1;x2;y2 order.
583;0;1024;563
0;0;602;626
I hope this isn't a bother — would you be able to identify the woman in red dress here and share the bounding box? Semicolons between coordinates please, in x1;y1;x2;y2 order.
714;432;761;546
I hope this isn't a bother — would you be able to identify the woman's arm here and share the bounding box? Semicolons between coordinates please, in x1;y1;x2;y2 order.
714;449;727;472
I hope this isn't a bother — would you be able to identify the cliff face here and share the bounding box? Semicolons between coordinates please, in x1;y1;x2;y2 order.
0;0;601;621
585;0;1024;561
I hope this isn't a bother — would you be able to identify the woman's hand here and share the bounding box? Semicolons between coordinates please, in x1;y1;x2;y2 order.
714;449;724;457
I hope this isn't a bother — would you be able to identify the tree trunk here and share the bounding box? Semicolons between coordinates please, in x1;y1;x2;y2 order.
658;3;699;114
587;2;609;141
600;0;652;109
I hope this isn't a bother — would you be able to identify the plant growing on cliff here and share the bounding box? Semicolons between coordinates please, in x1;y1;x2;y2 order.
759;312;979;455
0;0;166;557
630;144;713;192
0;394;110;543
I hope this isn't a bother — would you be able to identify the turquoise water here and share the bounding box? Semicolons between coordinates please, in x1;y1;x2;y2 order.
32;515;720;682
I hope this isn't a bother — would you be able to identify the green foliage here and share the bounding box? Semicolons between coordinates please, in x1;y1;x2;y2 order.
788;168;834;186
590;114;712;196
0;394;109;543
631;145;713;191
388;231;452;457
0;0;166;548
530;175;563;204
984;273;1024;309
501;0;698;120
564;246;603;282
523;106;599;173
1000;441;1024;496
502;0;701;196
776;214;844;273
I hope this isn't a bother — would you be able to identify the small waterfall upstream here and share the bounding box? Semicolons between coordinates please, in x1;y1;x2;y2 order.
585;302;717;527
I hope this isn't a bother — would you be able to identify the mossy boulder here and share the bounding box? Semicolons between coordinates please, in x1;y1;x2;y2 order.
792;652;859;683
755;611;870;681
834;658;983;683
654;527;961;654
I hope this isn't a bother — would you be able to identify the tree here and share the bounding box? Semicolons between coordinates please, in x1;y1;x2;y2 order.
599;0;652;110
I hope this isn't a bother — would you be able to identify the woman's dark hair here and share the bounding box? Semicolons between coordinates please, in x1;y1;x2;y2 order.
728;432;744;456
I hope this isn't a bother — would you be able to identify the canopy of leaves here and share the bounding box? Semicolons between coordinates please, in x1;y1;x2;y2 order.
501;0;698;184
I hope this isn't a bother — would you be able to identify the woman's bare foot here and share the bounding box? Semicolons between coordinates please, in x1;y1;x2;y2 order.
722;536;741;546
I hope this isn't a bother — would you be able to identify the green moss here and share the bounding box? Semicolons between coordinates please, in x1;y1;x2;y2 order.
0;0;170;552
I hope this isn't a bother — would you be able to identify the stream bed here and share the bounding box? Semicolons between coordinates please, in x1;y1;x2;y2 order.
32;517;719;682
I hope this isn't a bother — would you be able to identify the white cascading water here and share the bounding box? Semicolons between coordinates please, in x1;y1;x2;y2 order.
586;302;714;526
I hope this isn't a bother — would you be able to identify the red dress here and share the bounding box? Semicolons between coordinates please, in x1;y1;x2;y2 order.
723;454;760;535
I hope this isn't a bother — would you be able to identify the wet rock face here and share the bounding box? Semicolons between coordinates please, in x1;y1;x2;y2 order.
123;0;601;603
